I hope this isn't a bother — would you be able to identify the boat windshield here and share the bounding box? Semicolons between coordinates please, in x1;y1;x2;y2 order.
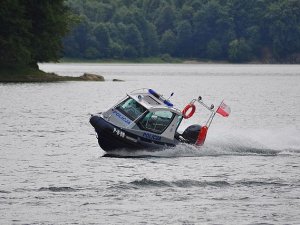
137;110;175;134
116;97;147;121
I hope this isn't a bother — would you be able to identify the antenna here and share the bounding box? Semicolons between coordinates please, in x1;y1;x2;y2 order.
167;92;174;100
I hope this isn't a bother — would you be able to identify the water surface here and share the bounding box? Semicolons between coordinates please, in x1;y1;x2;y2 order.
1;63;299;224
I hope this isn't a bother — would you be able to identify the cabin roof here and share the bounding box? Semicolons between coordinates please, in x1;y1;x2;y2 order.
128;91;182;115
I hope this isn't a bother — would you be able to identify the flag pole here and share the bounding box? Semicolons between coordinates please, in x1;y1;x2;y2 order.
196;97;220;128
206;100;223;128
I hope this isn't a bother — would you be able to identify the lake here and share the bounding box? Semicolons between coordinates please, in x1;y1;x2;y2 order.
1;63;299;224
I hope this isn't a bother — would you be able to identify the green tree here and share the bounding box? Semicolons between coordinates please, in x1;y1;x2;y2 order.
206;39;222;59
0;0;73;68
109;42;123;58
64;16;90;58
160;30;176;55
228;39;252;62
84;47;99;59
193;0;234;58
181;4;194;21
124;24;144;57
244;25;261;57
155;6;176;34
175;20;192;57
94;23;110;58
0;0;31;66
25;0;73;65
143;22;159;56
264;0;300;58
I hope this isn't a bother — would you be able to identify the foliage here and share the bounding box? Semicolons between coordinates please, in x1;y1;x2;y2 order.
0;0;31;66
228;39;252;62
63;0;299;62
160;30;176;55
0;0;73;68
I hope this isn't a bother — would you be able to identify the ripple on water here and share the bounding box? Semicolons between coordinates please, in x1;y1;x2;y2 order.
113;178;231;189
111;178;296;190
38;187;78;192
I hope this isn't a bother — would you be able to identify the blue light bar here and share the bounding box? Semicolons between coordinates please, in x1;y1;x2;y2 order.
148;89;160;99
164;100;173;107
149;88;173;107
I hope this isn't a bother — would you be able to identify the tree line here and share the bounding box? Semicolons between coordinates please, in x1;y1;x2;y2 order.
1;0;299;68
63;0;300;62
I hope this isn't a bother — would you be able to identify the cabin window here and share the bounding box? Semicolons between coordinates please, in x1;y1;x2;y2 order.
138;110;175;134
116;98;146;121
176;115;183;129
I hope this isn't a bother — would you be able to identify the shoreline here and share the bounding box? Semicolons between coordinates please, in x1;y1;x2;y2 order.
58;57;298;65
0;66;105;82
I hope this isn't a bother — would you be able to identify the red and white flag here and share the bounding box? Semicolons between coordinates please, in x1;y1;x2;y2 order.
216;101;231;117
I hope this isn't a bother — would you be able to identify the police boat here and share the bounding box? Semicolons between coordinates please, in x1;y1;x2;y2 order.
90;88;230;153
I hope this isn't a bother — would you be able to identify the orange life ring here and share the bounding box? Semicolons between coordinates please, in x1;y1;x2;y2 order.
182;104;196;119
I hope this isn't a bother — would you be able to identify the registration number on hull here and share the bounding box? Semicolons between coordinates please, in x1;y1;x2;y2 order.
113;128;125;138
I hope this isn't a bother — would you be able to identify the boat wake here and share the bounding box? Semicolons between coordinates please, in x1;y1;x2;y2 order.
102;127;300;158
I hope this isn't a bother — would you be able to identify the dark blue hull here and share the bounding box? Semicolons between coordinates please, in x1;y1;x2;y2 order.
90;115;175;152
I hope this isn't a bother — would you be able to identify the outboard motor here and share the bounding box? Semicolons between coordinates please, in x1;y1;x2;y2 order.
181;125;201;144
181;124;208;146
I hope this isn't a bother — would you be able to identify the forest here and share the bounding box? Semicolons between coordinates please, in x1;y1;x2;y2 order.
1;0;300;68
63;0;300;62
